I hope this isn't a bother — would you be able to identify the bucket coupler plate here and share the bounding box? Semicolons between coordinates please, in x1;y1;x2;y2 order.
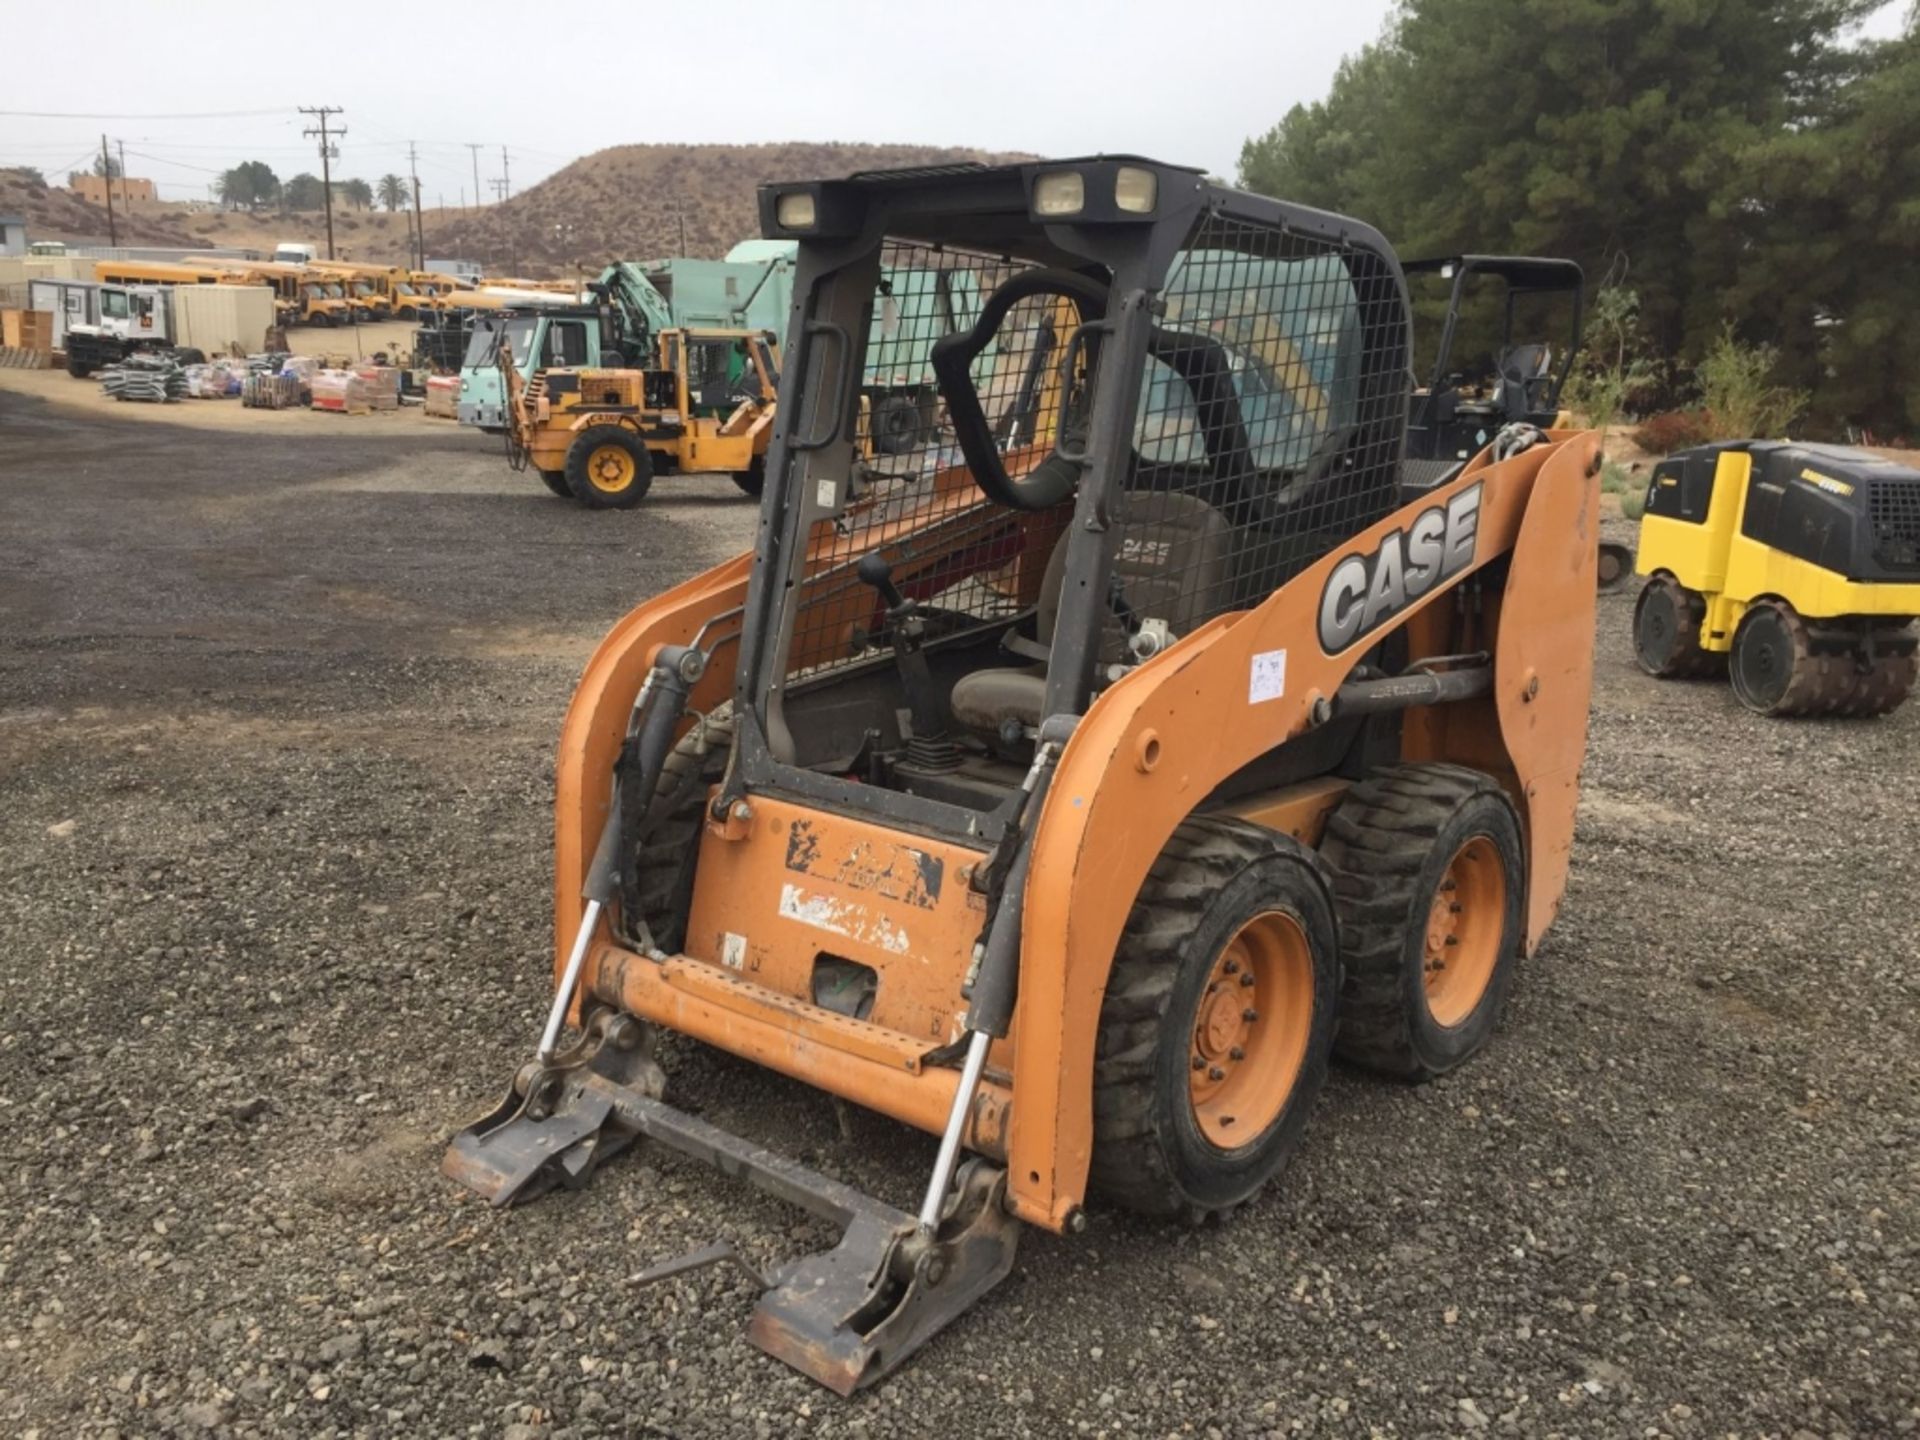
443;1011;1022;1393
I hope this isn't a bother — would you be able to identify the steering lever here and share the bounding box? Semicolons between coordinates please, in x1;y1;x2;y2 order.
857;553;954;766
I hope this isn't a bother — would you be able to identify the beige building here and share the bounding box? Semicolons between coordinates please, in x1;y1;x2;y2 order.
69;174;157;206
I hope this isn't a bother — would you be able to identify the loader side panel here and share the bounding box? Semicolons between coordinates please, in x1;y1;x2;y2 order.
1008;432;1603;1229
1491;439;1600;949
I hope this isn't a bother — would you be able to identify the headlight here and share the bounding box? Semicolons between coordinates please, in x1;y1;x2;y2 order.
1033;171;1085;217
775;191;817;229
1114;166;1157;214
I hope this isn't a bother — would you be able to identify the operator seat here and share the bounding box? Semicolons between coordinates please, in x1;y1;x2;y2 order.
949;492;1232;737
1494;343;1552;417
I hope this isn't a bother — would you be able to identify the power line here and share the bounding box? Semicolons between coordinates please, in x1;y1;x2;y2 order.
0;106;287;119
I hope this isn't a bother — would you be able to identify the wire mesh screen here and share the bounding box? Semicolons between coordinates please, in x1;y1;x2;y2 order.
782;241;1092;679
1114;212;1408;653
1870;476;1920;573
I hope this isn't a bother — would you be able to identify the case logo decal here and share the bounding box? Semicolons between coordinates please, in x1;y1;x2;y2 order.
1318;483;1481;654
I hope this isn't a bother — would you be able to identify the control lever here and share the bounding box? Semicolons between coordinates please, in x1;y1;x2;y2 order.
857;553;956;770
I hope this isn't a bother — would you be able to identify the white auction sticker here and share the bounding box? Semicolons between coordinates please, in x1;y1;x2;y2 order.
1249;648;1288;703
815;479;838;509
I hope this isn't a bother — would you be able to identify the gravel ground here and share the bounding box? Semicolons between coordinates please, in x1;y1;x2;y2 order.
1;384;1915;1440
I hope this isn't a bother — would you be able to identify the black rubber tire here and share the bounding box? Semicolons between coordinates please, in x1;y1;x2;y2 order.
871;393;923;455
66;357;92;379
622;704;735;952
564;426;654;510
1089;817;1338;1220
1633;575;1721;678
1596;541;1633;592
731;457;765;497
1320;764;1526;1081
537;468;571;499
169;346;207;367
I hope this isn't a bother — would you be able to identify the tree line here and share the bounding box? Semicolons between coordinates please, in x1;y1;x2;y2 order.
67;158;417;216
212;164;415;215
1239;0;1919;440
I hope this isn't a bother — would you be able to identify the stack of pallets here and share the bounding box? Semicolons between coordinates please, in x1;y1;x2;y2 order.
101;357;188;403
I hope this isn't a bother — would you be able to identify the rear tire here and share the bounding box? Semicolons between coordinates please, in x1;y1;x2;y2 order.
731;457;765;497
1090;818;1338;1220
1321;764;1525;1081
623;704;735;952
565;426;653;509
537;468;570;499
1633;575;1720;678
871;393;923;455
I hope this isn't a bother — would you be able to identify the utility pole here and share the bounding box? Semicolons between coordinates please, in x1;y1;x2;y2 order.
678;207;687;255
500;146;510;201
408;141;424;272
466;142;483;208
298;105;346;259
100;133;118;247
116;138;128;213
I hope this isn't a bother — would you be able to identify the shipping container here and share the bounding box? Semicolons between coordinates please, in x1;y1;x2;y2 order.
172;284;275;355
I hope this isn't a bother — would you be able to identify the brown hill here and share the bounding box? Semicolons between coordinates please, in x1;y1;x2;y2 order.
417;142;1037;272
7;143;1037;275
0;168;200;248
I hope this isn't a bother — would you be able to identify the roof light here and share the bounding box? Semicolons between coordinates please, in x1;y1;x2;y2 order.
1033;171;1085;218
775;191;817;230
1114;166;1157;214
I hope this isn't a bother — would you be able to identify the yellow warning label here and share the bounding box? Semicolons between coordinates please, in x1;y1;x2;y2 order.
1800;468;1855;496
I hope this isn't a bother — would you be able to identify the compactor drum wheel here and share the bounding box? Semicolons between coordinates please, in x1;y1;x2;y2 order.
565;426;654;510
1322;765;1526;1080
1633;575;1719;678
1729;600;1803;715
1090;819;1338;1219
1728;600;1914;717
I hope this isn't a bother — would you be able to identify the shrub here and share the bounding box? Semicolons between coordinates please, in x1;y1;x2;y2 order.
1632;409;1717;455
1695;323;1808;439
1562;286;1658;436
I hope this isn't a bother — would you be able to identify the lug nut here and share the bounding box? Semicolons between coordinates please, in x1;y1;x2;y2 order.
1242;1008;1258;1022
1208;1066;1225;1081
1240;972;1255;987
1229;1046;1245;1061
1223;959;1239;975
1191;1055;1206;1071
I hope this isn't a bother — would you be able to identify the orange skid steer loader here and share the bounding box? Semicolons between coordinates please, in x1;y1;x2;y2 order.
444;157;1603;1393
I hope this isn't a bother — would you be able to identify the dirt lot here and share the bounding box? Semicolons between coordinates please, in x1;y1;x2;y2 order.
1;379;1915;1440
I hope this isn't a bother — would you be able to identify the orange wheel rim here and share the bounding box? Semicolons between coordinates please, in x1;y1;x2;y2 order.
1187;910;1314;1150
1423;837;1505;1027
587;445;635;493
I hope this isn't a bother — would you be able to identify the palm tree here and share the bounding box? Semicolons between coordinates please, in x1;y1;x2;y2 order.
377;174;410;212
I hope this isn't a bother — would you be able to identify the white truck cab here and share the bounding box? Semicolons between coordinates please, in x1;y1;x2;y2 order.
273;241;318;265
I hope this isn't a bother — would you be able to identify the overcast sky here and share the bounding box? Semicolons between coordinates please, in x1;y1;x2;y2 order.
1;0;1910;209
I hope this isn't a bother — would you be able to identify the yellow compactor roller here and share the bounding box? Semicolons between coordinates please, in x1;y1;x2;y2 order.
1633;441;1919;716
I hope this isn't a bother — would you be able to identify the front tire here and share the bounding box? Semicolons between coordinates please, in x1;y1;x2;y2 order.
1321;764;1525;1080
537;468;571;499
565;426;654;509
1090;818;1338;1220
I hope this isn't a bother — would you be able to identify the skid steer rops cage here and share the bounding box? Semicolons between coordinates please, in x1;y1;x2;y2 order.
445;156;1602;1394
